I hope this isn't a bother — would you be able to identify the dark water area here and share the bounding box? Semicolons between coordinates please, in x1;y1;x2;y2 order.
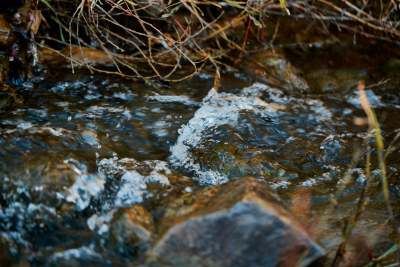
1;39;400;266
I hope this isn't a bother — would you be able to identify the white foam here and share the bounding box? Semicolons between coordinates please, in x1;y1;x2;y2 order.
98;158;172;208
148;95;200;107
169;84;285;185
87;210;116;235
50;246;107;262
65;159;106;211
114;171;147;207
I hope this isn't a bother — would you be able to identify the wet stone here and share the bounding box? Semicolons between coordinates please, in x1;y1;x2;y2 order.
248;51;309;93
304;68;367;93
86;205;154;261
148;177;324;267
110;205;154;255
96;157;198;212
0;15;15;48
170;83;336;186
0;159;105;212
0;159;106;257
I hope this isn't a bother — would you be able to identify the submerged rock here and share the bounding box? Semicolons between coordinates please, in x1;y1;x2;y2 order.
248;51;309;93
148;177;324;267
304;68;367;93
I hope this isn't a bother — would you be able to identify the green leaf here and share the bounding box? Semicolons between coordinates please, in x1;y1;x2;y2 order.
161;3;182;18
124;0;137;8
376;244;399;261
279;0;290;15
245;9;258;15
249;15;262;28
226;0;245;9
204;1;222;9
40;0;66;42
382;263;400;267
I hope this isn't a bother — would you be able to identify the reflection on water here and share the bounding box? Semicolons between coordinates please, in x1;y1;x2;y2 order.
0;46;400;265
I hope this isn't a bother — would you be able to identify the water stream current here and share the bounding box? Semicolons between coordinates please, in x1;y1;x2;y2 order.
1;47;400;265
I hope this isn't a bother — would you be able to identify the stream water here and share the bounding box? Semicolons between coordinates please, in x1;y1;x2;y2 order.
1;41;400;265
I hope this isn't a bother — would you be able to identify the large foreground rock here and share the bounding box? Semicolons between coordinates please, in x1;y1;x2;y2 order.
148;177;324;267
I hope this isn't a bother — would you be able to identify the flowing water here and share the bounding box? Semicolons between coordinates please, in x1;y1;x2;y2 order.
1;42;400;265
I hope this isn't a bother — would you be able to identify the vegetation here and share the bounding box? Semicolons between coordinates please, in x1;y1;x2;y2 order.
329;81;400;266
29;0;399;88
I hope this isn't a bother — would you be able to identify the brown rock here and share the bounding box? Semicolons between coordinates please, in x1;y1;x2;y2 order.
0;15;15;48
110;205;154;251
247;51;309;93
148;177;324;267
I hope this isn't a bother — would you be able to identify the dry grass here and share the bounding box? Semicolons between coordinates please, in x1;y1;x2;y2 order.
33;0;399;87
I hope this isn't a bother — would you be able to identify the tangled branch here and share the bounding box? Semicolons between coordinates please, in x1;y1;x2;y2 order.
35;0;400;84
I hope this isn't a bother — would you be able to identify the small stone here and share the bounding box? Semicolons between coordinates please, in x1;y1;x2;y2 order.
148;177;324;267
